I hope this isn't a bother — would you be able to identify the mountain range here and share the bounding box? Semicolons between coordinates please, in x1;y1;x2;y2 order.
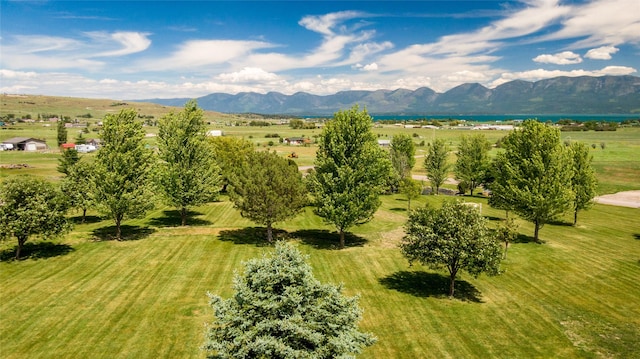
141;75;640;116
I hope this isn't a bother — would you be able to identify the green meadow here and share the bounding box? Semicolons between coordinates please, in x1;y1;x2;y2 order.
1;97;640;358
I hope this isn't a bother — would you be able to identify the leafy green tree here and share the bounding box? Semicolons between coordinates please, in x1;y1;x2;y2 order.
390;134;416;180
157;100;221;225
57;148;80;175
569;142;597;225
93;109;154;240
399;177;422;211
424;139;450;195
400;200;502;297
0;176;71;259
56;119;67;146
307;105;391;249
75;131;87;145
485;154;513;218
289;118;305;129
489;120;574;242
61;160;95;224
228;150;307;242
494;217;519;259
209;136;254;192
454;134;492;196
204;242;376;358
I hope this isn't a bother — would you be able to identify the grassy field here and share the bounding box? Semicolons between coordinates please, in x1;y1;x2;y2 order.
1;194;639;358
2;95;640;358
3;120;639;193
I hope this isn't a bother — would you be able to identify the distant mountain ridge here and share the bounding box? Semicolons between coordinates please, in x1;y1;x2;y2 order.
141;75;640;115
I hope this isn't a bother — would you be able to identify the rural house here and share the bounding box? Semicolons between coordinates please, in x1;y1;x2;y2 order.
284;137;310;146
1;137;48;151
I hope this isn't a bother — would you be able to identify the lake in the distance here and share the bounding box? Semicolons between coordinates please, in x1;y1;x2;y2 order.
306;114;639;122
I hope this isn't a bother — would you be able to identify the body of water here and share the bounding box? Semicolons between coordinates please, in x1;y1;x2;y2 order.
306;114;639;122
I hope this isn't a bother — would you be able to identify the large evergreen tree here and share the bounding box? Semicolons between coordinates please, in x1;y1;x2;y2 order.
489;120;574;242
307;105;391;249
57;148;79;175
93;109;154;240
157;100;221;225
0;176;71;259
454;134;492;196
56;119;67;146
204;242;376;358
569;141;597;225
424;138;450;195
228;150;307;242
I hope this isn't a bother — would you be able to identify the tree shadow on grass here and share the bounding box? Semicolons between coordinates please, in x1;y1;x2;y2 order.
217;227;287;246
513;233;540;244
148;210;212;228
91;225;156;241
547;219;574;227
483;216;503;221
70;215;103;225
290;229;368;250
633;233;640;240
0;242;74;261
390;207;408;212
379;270;482;303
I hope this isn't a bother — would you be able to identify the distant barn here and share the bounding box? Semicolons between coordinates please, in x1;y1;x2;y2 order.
1;137;48;151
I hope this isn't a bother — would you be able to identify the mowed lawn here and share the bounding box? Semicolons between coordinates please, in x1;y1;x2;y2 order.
1;193;639;358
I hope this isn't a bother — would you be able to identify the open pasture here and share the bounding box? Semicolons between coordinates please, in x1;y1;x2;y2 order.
3;119;640;194
1;194;639;358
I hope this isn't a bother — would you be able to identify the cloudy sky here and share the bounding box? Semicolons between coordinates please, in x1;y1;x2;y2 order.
1;0;639;100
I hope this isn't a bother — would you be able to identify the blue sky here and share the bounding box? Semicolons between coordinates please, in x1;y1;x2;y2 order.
1;0;638;99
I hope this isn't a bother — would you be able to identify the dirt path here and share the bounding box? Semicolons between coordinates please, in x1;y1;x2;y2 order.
594;190;640;208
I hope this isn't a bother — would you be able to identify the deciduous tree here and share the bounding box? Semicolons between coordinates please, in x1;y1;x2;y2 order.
455;134;491;196
203;242;376;358
494;217;519;259
489;120;574;242
0;176;71;259
156;100;221;225
569;142;597;225
228;150;307;242
61;159;95;223
424;139;450;195
307;106;391;249
209;136;254;192
400;200;502;297
399;178;422;211
390;133;416;180
93;109;154;240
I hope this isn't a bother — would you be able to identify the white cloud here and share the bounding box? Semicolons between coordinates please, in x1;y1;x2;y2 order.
490;65;637;87
87;31;152;57
216;67;281;83
536;0;640;48
362;63;378;71
142;40;274;71
0;69;38;79
585;46;619;60
298;11;365;36
533;51;582;65
0;32;152;71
